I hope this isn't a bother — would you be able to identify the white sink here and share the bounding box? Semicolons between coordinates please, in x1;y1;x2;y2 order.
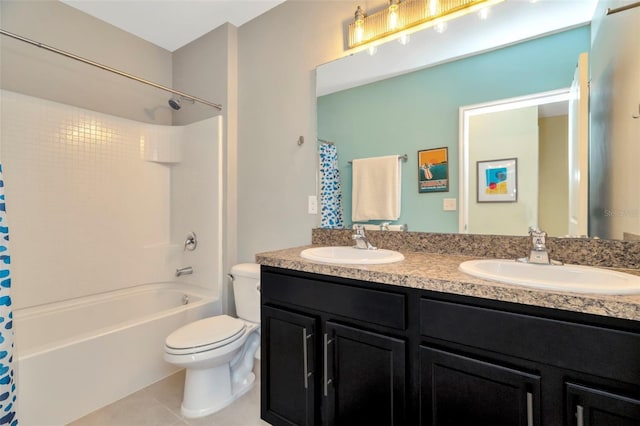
459;259;640;295
300;246;404;265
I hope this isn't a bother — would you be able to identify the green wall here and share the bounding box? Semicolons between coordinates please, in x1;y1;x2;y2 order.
317;26;590;232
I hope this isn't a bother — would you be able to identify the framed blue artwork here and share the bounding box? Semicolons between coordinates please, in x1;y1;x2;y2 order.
476;158;517;202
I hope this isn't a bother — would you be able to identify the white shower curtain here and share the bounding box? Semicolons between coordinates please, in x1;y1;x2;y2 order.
0;164;17;425
319;143;344;229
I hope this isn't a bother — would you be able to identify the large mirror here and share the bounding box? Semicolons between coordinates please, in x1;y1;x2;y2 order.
316;0;639;240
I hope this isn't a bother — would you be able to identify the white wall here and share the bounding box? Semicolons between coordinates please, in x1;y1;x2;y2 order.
1;2;228;310
0;0;173;125
0;90;178;308
1;90;225;310
237;0;362;262
170;116;224;306
173;24;238;313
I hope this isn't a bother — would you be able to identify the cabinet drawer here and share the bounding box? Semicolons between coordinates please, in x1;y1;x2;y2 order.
420;299;640;384
263;271;406;330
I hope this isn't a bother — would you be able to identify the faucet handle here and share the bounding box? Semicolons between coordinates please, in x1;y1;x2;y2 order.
528;227;547;251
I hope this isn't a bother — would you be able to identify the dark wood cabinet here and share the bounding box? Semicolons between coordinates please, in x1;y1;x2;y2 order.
261;266;640;426
420;346;541;426
326;321;406;426
566;383;640;426
262;305;317;426
261;269;407;426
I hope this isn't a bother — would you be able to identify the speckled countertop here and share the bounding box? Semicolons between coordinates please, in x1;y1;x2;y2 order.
256;245;640;323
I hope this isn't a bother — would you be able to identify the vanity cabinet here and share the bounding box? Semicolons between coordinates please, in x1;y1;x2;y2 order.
261;268;407;426
260;266;640;426
420;346;541;425
566;383;640;426
262;305;317;426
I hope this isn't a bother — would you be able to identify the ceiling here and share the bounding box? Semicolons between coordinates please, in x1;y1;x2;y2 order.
60;0;286;52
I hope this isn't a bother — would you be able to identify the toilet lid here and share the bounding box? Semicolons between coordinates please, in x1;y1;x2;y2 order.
165;315;246;351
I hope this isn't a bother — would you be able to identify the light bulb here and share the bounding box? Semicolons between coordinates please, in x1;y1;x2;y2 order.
478;7;490;20
355;22;364;43
389;0;400;30
354;6;365;44
429;0;437;16
434;21;447;33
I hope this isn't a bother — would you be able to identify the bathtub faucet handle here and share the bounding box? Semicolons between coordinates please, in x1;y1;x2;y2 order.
184;232;197;252
176;266;193;277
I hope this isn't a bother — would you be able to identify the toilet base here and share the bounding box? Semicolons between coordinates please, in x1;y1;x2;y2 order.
180;367;256;419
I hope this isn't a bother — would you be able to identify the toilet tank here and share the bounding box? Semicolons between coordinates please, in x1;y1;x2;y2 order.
230;263;261;323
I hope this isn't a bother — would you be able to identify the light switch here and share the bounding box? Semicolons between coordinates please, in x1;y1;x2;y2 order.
443;198;457;211
308;195;318;214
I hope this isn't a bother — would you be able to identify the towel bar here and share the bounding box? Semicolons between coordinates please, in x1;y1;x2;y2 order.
348;154;408;165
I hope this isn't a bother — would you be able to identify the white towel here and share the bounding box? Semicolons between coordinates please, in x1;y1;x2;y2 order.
352;155;401;221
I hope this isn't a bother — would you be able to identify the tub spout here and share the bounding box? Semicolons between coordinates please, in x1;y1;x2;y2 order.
176;266;193;277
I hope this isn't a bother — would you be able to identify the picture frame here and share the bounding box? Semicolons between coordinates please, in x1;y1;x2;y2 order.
418;147;449;193
476;158;517;202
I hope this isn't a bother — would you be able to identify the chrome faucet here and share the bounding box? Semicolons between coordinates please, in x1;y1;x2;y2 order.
352;225;377;250
518;227;561;265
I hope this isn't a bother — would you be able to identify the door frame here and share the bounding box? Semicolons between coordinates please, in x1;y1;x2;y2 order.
458;89;571;234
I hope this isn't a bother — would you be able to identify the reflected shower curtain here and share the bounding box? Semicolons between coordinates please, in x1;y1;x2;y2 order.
0;165;16;425
319;143;344;228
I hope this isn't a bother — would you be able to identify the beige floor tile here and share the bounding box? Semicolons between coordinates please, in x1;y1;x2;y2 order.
69;390;183;426
68;361;268;426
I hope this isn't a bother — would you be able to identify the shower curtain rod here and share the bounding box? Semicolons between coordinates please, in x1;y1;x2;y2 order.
606;1;640;15
0;28;223;111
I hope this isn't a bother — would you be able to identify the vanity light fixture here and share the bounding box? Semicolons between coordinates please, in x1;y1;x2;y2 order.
347;0;505;49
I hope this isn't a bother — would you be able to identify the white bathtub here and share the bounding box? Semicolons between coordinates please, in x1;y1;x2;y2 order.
14;282;219;426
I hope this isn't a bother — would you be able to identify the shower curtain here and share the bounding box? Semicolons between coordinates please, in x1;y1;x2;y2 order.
0;165;17;425
319;143;344;229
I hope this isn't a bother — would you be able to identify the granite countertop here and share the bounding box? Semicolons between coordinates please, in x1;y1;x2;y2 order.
256;245;640;322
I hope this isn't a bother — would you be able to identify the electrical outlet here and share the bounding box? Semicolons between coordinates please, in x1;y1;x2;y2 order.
308;195;318;214
443;198;457;211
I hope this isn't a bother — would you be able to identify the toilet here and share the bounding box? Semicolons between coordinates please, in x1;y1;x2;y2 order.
164;263;261;418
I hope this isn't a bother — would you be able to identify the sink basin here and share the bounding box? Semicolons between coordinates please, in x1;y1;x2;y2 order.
459;259;640;295
300;246;404;265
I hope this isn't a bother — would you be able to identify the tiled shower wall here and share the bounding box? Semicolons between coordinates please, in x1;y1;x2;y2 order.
0;90;181;309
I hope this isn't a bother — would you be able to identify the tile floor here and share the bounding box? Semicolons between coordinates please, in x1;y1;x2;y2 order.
69;362;269;426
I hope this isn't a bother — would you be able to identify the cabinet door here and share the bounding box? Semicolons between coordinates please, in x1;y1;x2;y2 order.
262;305;317;426
420;346;541;426
566;383;640;426
325;321;406;426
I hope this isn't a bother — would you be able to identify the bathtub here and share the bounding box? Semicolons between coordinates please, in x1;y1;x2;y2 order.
14;282;219;426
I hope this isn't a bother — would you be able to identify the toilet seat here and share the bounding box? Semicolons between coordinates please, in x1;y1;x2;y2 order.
165;315;246;356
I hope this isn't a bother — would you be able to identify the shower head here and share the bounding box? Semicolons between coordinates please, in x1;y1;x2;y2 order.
168;96;195;111
168;97;182;111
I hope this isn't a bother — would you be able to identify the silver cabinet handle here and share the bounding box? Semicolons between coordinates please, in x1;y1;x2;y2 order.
576;404;584;426
526;392;533;426
323;333;333;397
302;329;309;389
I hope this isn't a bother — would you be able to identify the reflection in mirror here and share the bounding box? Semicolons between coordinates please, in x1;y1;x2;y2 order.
317;27;589;235
459;90;582;237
